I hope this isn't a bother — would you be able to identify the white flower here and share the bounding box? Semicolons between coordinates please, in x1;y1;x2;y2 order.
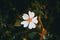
21;11;38;29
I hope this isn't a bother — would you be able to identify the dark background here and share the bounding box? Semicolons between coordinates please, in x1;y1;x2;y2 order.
0;0;60;39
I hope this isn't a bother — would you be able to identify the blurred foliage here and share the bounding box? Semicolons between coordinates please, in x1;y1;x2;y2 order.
0;0;60;40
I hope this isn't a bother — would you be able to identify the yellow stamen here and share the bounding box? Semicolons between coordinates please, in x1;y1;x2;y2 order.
27;18;32;22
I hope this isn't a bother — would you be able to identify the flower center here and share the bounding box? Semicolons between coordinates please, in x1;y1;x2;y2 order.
27;18;32;22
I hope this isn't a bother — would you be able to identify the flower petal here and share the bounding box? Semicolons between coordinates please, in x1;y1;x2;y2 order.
28;11;35;18
28;22;36;29
22;14;29;20
32;16;38;24
21;21;29;27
